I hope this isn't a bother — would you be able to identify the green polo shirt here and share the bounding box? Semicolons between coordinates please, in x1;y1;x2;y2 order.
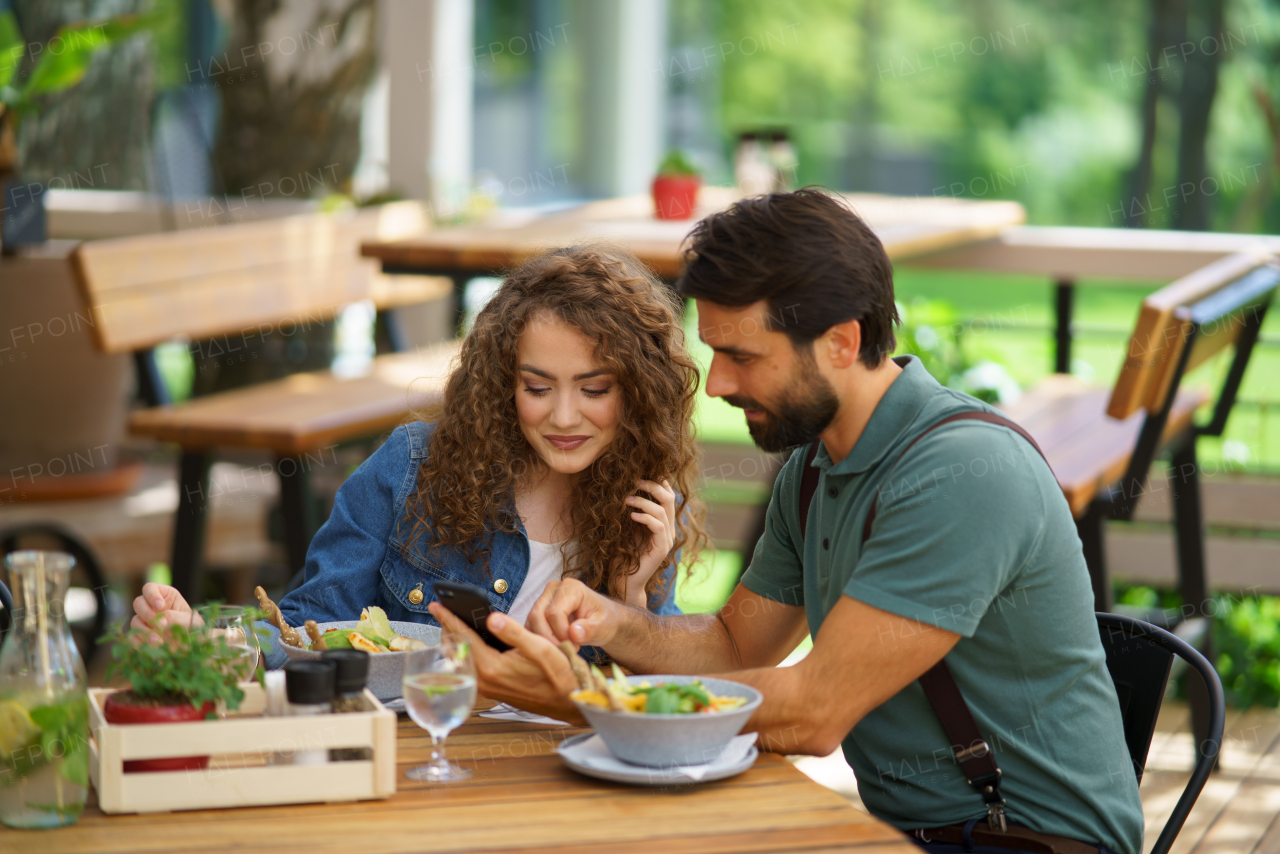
743;356;1143;854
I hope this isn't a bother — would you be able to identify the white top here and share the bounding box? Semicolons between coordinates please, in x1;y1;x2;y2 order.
507;539;568;627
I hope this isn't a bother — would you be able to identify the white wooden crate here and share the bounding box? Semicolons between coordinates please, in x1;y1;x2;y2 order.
87;683;396;814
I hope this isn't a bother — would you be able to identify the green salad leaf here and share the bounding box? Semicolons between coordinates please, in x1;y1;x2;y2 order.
641;682;711;714
355;606;395;646
320;630;354;650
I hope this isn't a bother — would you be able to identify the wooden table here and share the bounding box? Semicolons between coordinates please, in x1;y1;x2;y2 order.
127;344;459;455
362;187;1026;329
8;703;917;854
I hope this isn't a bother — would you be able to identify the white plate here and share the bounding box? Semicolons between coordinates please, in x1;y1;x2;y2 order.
556;732;758;786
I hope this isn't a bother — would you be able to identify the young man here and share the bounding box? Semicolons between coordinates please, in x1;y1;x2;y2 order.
430;189;1143;854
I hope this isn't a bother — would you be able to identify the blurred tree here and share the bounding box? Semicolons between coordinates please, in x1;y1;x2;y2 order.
1173;0;1225;229
212;0;376;196
1124;0;1186;228
12;0;177;190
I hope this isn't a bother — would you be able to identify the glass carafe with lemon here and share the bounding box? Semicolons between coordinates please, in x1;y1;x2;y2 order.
0;551;89;829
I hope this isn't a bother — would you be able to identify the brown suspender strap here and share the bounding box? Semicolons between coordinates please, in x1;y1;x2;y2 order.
795;409;1053;831
796;440;823;541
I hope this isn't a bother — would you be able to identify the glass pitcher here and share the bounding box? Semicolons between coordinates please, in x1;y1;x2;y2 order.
0;551;89;829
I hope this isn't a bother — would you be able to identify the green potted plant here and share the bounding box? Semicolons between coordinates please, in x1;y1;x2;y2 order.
652;149;701;221
0;4;168;249
101;604;265;773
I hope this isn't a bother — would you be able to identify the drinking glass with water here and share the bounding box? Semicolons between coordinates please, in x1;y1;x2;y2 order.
402;633;477;783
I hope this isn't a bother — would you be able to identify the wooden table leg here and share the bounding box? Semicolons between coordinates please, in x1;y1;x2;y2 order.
171;449;212;604
276;453;318;577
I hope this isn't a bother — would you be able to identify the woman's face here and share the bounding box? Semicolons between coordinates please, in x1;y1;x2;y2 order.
515;312;620;475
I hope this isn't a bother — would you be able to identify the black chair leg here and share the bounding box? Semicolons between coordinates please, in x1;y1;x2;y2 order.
171;449;213;605
1076;502;1111;611
1170;437;1216;771
450;274;470;337
276;453;318;578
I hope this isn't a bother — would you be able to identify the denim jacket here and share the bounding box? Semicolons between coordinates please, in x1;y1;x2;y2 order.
261;421;681;668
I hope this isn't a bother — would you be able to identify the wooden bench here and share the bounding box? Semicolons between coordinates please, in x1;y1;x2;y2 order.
1001;249;1278;611
71;203;459;603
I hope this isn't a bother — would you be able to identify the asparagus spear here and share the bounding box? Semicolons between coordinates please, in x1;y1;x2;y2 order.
254;585;304;648
558;640;592;691
304;620;328;651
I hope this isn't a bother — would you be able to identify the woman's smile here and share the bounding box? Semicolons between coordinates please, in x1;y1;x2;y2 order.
544;434;591;451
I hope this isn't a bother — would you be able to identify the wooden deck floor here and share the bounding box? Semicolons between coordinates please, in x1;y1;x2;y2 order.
791;700;1280;854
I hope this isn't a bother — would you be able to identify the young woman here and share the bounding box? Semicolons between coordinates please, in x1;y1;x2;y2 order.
132;246;708;668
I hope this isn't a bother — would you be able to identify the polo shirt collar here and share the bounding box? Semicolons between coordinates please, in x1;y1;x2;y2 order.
811;355;934;476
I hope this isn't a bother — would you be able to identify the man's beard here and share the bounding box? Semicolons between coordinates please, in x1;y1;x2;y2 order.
722;354;839;453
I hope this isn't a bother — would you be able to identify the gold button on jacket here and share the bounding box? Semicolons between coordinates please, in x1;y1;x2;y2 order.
408;586;424;605
493;579;509;594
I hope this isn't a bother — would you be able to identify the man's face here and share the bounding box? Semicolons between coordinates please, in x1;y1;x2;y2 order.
696;300;839;452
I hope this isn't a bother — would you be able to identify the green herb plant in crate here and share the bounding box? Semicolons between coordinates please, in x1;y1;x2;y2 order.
100;603;268;773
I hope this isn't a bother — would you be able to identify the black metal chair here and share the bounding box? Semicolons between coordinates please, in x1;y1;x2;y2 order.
1098;612;1225;854
0;524;111;666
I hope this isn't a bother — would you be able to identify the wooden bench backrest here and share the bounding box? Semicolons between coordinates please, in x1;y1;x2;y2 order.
71;202;431;354
1107;249;1275;420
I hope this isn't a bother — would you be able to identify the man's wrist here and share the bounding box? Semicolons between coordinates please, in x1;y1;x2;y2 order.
603;596;652;654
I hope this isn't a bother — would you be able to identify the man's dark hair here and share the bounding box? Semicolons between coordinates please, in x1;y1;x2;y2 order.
677;187;899;367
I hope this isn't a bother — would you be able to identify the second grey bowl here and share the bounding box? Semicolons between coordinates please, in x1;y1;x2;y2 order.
573;674;762;768
277;620;441;701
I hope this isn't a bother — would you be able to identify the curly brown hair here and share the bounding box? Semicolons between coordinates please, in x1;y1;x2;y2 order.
401;246;708;605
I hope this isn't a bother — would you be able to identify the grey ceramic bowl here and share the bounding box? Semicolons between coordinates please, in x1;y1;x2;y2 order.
573;674;762;768
277;620;441;701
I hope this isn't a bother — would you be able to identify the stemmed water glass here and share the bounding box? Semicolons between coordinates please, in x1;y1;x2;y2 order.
195;605;261;681
402;633;477;783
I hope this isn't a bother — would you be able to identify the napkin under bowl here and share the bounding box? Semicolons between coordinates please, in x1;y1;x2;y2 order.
573;674;762;767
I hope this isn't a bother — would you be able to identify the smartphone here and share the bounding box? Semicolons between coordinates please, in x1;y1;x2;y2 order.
431;580;513;651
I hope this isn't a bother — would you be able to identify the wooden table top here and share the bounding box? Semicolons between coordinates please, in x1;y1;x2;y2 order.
9;702;916;854
127;343;459;454
361;188;1026;279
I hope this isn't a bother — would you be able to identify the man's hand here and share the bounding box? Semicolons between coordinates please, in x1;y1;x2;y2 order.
526;578;629;647
427;601;585;724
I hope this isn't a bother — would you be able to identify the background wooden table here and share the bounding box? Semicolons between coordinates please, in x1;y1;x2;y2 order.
363;188;1026;279
362;188;1026;333
6;702;918;854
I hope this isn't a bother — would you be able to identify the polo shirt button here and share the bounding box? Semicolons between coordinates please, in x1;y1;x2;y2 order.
827;487;838;498
822;538;830;550
494;579;509;594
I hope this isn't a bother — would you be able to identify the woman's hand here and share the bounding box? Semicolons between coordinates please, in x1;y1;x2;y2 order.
131;582;200;638
623;477;677;607
427;601;585;724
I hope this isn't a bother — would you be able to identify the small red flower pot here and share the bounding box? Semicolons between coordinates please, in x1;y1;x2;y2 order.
102;692;214;772
652;174;701;220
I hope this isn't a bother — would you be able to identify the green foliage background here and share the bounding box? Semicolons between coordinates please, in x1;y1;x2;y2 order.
669;0;1280;232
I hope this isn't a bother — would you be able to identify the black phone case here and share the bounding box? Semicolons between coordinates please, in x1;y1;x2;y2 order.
431;580;513;651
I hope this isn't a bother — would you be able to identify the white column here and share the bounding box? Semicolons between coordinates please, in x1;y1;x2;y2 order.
612;0;666;196
382;0;474;213
579;0;666;198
